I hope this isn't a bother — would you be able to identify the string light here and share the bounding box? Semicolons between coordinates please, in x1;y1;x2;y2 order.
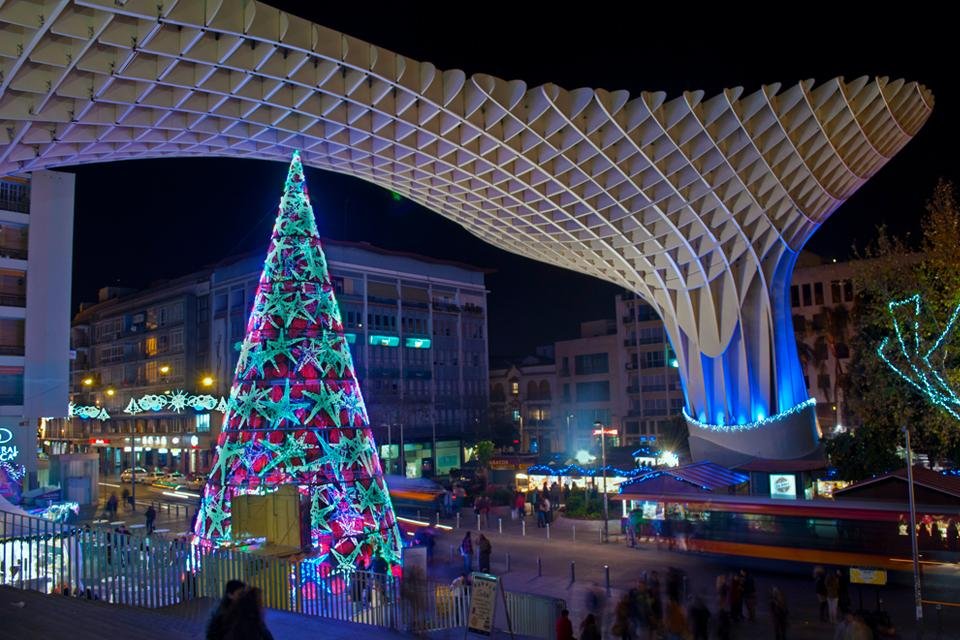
124;391;228;415
877;294;960;419
193;151;400;578
526;464;653;478
683;398;816;433
68;402;110;420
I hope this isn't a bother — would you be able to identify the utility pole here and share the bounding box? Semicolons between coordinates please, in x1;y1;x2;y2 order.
904;427;923;637
593;422;614;543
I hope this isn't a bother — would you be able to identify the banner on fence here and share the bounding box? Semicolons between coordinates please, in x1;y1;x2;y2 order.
467;572;498;636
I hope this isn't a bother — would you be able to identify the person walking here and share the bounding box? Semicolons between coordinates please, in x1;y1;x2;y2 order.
814;567;828;622
770;587;789;640
106;493;118;520
477;534;492;573
145;504;157;534
689;594;710;640
536;497;546;528
459;532;473;573
206;580;246;640
825;569;840;623
580;613;601;640
223;586;274;640
121;488;131;511
556;609;574;640
514;491;526;521
741;569;757;622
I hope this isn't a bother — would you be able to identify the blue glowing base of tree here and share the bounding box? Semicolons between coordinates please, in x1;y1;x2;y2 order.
194;151;401;577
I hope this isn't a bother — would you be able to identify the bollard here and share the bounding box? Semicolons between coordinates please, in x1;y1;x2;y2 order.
572;525;576;542
605;565;611;595
570;561;575;583
436;511;441;525
522;520;526;537
477;514;481;531
498;518;502;534
537;556;542;577
456;512;461;529
546;523;550;540
506;552;511;573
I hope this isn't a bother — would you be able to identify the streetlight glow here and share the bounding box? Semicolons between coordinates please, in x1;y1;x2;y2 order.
105;388;115;396
202;376;214;387
82;377;93;386
159;365;170;374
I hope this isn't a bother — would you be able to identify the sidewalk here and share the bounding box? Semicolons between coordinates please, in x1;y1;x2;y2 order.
429;507;960;639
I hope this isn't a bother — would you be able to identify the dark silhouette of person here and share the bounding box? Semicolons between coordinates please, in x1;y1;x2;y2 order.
223;586;274;640
206;579;245;640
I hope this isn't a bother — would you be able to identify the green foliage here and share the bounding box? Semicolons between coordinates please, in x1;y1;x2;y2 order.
563;488;603;520
824;427;902;481
846;180;960;466
474;440;496;469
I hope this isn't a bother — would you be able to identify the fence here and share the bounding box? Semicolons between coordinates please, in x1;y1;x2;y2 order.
0;509;564;637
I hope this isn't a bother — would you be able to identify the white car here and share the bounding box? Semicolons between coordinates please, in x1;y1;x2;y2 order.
120;467;147;483
141;470;167;484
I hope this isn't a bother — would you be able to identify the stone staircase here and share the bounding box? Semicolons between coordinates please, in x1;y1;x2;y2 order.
0;586;467;640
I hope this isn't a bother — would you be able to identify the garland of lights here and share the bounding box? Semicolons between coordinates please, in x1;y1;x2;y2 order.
124;391;228;415
193;151;401;579
618;468;749;491
526;464;654;478
877;294;960;419
682;397;817;433
68;402;109;420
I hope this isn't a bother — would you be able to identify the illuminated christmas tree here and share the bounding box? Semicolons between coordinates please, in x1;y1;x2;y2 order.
194;151;401;574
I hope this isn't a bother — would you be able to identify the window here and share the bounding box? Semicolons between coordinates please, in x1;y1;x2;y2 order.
817;373;831;390
791;285;800;308
195;414;211;432
574;353;609;375
562;383;571;402
643;398;667;416
814;282;824;305
836;343;850;359
831;281;842;304
576;381;610;402
843;280;854;302
641;350;665;369
638;326;664;344
170;329;183;351
0;367;24;404
145;337;158;356
802;284;812;307
511;381;519;396
793;315;806;333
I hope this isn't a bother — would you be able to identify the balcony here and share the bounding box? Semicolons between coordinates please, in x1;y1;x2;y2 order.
623;339;638;348
0;246;27;260
626;384;640;394
0;292;25;307
0;344;24;356
625;362;637;370
621;315;635;324
0;182;30;214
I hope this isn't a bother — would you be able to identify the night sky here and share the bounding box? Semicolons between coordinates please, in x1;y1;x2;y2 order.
63;6;958;361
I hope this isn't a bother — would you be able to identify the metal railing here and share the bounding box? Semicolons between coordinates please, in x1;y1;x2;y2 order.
0;510;564;637
0;293;26;307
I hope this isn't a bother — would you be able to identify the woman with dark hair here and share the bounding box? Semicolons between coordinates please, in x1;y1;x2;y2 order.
224;587;274;640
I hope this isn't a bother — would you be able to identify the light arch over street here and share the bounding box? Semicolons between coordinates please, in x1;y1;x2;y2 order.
0;0;934;463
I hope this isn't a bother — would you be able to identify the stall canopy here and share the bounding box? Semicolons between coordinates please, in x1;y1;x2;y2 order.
616;462;749;498
833;467;960;506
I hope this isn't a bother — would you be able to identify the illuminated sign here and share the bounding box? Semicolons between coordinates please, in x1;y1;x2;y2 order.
0;428;17;464
404;337;432;349
344;333;357;344
850;567;887;586
369;335;399;347
769;473;797;500
89;438;110;445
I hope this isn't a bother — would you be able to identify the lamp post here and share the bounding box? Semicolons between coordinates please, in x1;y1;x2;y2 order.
593;422;617;543
903;426;923;636
566;413;574;455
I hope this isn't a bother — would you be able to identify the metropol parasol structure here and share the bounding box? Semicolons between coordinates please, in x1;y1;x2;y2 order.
0;0;933;465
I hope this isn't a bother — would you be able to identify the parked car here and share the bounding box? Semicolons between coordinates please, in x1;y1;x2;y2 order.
152;478;182;490
162;471;186;482
141;470;167;484
120;467;148;483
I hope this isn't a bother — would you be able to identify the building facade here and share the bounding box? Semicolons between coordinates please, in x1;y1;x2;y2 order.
489;355;556;453
1;173;74;496
49;240;489;479
617;294;684;447
789;252;857;433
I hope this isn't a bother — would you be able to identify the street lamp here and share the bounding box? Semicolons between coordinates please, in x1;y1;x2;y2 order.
201;376;214;387
903;426;923;633
593;421;617;543
566;413;574;454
